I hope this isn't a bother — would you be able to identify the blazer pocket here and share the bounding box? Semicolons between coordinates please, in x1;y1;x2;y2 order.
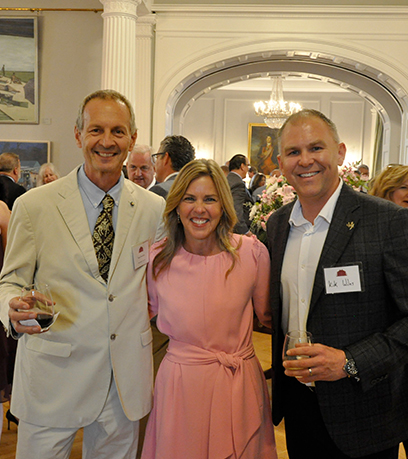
141;328;153;347
25;336;72;358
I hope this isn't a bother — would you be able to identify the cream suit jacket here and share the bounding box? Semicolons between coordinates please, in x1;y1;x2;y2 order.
0;167;166;428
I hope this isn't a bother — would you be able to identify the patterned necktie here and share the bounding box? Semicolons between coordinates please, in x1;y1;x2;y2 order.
92;194;115;282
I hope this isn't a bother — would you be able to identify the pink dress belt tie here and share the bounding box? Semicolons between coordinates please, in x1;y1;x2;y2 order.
166;339;264;459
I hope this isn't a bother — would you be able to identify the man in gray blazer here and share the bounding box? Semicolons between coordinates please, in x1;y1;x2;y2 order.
0;90;165;459
150;135;195;199
227;154;253;234
267;109;408;458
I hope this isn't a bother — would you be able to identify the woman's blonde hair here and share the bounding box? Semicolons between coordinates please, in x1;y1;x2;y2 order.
152;159;240;279
369;164;408;201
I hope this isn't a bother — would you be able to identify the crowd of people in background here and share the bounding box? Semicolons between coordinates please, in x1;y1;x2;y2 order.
0;91;407;459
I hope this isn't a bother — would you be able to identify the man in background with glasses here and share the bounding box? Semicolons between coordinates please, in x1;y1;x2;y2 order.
150;135;195;199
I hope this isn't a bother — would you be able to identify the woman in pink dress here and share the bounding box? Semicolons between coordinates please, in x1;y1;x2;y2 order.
142;159;277;459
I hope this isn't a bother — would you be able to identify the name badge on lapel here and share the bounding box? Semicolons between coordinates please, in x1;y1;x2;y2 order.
132;241;149;270
324;263;363;294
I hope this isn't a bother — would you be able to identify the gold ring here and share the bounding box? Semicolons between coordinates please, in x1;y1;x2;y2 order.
308;367;313;377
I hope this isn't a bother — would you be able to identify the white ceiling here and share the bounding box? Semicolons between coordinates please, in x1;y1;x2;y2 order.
221;76;348;93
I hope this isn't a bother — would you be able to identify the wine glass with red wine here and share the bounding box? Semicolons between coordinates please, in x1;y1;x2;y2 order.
20;283;55;331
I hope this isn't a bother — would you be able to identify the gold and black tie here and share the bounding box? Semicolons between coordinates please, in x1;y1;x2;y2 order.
92;194;115;282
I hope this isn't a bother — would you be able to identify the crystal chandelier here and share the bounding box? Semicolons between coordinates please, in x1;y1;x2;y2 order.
254;76;302;129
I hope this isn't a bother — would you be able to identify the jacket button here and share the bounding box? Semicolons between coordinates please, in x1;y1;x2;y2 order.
110;334;117;340
108;294;115;302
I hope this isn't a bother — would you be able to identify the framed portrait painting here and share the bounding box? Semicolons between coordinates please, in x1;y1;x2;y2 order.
248;123;279;176
0;140;50;189
0;17;38;123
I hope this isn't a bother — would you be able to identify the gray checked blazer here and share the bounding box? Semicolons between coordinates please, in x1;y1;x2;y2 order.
267;183;408;457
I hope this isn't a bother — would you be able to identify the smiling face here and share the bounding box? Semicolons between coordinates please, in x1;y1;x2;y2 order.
177;175;223;255
43;167;58;184
126;151;155;188
74;98;137;191
391;180;408;208
278;115;346;220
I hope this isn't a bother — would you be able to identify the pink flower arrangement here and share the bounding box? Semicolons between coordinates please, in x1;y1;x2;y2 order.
339;161;369;192
249;175;296;235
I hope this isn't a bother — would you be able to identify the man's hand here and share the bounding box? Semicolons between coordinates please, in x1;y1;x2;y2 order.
9;296;42;335
283;343;347;382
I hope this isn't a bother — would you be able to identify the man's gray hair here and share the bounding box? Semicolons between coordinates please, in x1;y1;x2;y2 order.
76;89;137;135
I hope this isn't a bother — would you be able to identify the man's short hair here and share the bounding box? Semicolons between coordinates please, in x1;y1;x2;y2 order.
228;154;247;172
127;145;153;162
76;89;137;135
158;135;195;171
0;152;20;173
278;109;340;150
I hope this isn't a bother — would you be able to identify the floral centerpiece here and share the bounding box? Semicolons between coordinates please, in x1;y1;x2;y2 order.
249;161;369;243
249;174;296;242
339;161;369;192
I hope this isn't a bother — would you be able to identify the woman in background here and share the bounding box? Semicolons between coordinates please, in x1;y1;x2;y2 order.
142;159;276;459
369;164;408;208
250;172;266;200
37;162;60;186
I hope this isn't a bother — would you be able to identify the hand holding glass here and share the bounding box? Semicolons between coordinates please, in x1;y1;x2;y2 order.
19;283;55;331
283;330;313;365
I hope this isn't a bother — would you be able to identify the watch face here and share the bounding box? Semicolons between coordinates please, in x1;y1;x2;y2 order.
345;359;358;376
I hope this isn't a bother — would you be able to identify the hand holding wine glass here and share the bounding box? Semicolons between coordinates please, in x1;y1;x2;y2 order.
283;330;313;380
19;283;57;332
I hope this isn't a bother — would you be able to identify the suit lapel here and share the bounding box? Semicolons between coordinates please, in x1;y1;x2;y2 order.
109;182;138;281
56;169;100;279
309;185;361;313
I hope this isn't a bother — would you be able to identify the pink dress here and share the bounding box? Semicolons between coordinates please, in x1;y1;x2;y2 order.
142;235;277;459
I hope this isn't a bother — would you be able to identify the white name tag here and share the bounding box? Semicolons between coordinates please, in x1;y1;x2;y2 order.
132;241;149;270
324;265;362;294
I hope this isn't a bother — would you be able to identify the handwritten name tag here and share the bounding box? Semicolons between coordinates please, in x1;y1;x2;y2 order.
324;265;362;294
132;241;149;270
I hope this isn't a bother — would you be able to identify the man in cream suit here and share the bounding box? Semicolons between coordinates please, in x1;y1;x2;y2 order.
0;90;166;459
267;109;408;458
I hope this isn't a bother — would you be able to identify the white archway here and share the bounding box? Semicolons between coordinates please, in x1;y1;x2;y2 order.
153;46;408;167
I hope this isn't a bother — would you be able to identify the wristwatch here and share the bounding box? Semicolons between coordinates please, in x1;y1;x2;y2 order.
343;355;360;382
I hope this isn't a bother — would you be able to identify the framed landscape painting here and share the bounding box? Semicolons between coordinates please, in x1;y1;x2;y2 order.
0;140;50;189
248;123;280;176
0;17;38;123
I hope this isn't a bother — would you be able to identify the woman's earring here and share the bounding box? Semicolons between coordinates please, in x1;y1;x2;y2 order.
177;212;180;223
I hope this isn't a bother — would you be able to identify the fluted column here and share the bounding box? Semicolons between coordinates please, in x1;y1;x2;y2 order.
99;0;141;112
135;14;155;144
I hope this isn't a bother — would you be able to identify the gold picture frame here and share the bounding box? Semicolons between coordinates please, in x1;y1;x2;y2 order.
248;123;280;175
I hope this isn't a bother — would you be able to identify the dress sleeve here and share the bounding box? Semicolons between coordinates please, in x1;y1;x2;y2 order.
251;237;272;328
147;242;163;319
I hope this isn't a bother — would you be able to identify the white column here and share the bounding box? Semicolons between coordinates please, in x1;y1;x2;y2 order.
135;14;156;144
99;0;141;111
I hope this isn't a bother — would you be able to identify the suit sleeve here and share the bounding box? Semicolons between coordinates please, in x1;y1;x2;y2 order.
231;181;251;234
251;237;272;328
345;207;408;392
0;198;36;330
154;197;167;242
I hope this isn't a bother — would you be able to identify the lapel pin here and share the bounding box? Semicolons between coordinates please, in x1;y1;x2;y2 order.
346;221;354;230
130;201;135;207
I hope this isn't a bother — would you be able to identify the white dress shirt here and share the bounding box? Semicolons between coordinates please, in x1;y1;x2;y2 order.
281;180;343;334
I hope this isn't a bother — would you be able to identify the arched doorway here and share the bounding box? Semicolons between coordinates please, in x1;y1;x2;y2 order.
163;51;408;168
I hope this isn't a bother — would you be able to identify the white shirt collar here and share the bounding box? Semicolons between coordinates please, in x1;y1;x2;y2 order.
289;179;343;227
